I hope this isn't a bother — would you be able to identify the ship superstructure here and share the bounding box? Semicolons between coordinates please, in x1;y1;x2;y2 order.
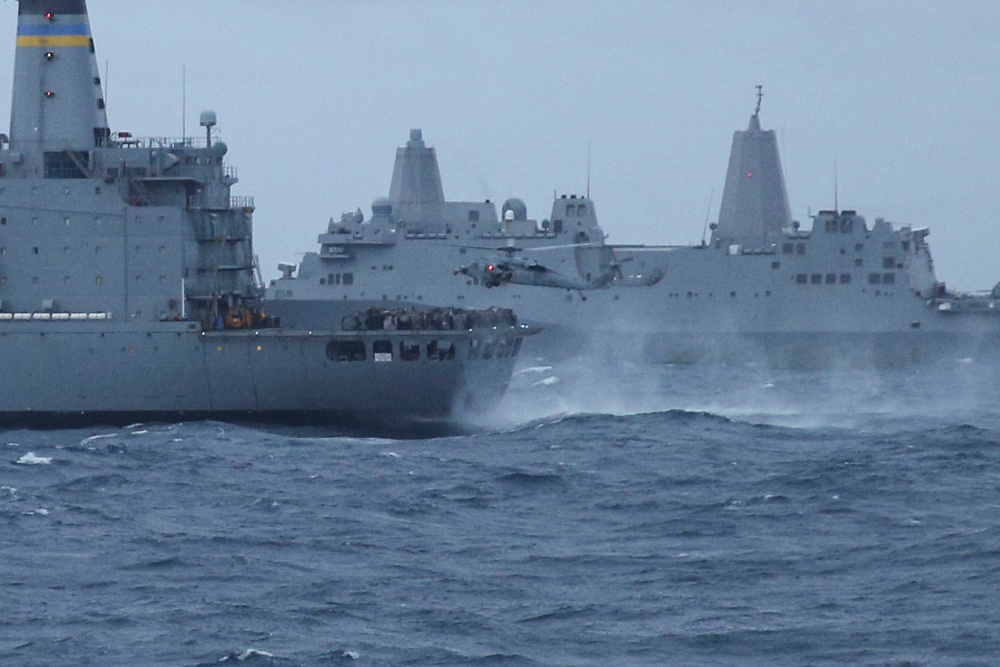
268;102;1000;367
0;0;531;426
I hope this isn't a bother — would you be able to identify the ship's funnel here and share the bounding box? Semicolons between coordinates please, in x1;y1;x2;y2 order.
388;129;445;206
714;91;792;245
8;0;110;159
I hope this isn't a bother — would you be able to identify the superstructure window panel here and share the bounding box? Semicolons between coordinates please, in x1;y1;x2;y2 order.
326;340;366;362
400;340;420;361
373;340;393;362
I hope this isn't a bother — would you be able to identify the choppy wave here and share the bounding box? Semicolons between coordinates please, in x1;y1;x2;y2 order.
2;361;1000;665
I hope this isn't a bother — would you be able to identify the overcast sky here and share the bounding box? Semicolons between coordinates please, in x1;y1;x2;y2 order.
2;1;998;290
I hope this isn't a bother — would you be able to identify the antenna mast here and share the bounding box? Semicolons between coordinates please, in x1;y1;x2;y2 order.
834;158;839;212
754;84;762;117
700;187;714;245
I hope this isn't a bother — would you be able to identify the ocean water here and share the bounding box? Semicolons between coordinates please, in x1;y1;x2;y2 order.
3;357;1000;666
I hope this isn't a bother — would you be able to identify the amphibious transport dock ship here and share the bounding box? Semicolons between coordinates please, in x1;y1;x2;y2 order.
0;0;532;426
268;100;1000;367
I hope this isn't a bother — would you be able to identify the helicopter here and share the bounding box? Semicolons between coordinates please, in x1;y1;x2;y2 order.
454;244;663;291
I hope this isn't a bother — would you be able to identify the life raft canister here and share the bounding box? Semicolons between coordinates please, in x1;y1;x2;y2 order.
225;306;253;329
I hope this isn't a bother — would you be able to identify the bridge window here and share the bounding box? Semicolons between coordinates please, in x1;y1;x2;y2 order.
883;256;896;269
810;273;822;284
796;243;806;255
44;152;88;179
840;274;851;284
868;273;881;284
825;273;836;284
882;272;896;285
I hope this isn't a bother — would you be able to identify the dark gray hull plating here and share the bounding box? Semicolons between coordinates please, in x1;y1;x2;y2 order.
0;323;522;428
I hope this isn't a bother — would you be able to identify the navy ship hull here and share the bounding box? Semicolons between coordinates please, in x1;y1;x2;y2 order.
267;123;1000;368
0;322;523;427
0;1;531;429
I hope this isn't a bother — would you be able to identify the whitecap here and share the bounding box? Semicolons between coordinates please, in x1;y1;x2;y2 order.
342;650;360;660
80;433;117;445
228;648;274;661
516;365;553;375
27;508;50;516
16;452;52;465
533;376;560;387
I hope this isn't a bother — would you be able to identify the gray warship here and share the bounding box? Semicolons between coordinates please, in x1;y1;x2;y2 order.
0;0;533;427
268;94;1000;367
